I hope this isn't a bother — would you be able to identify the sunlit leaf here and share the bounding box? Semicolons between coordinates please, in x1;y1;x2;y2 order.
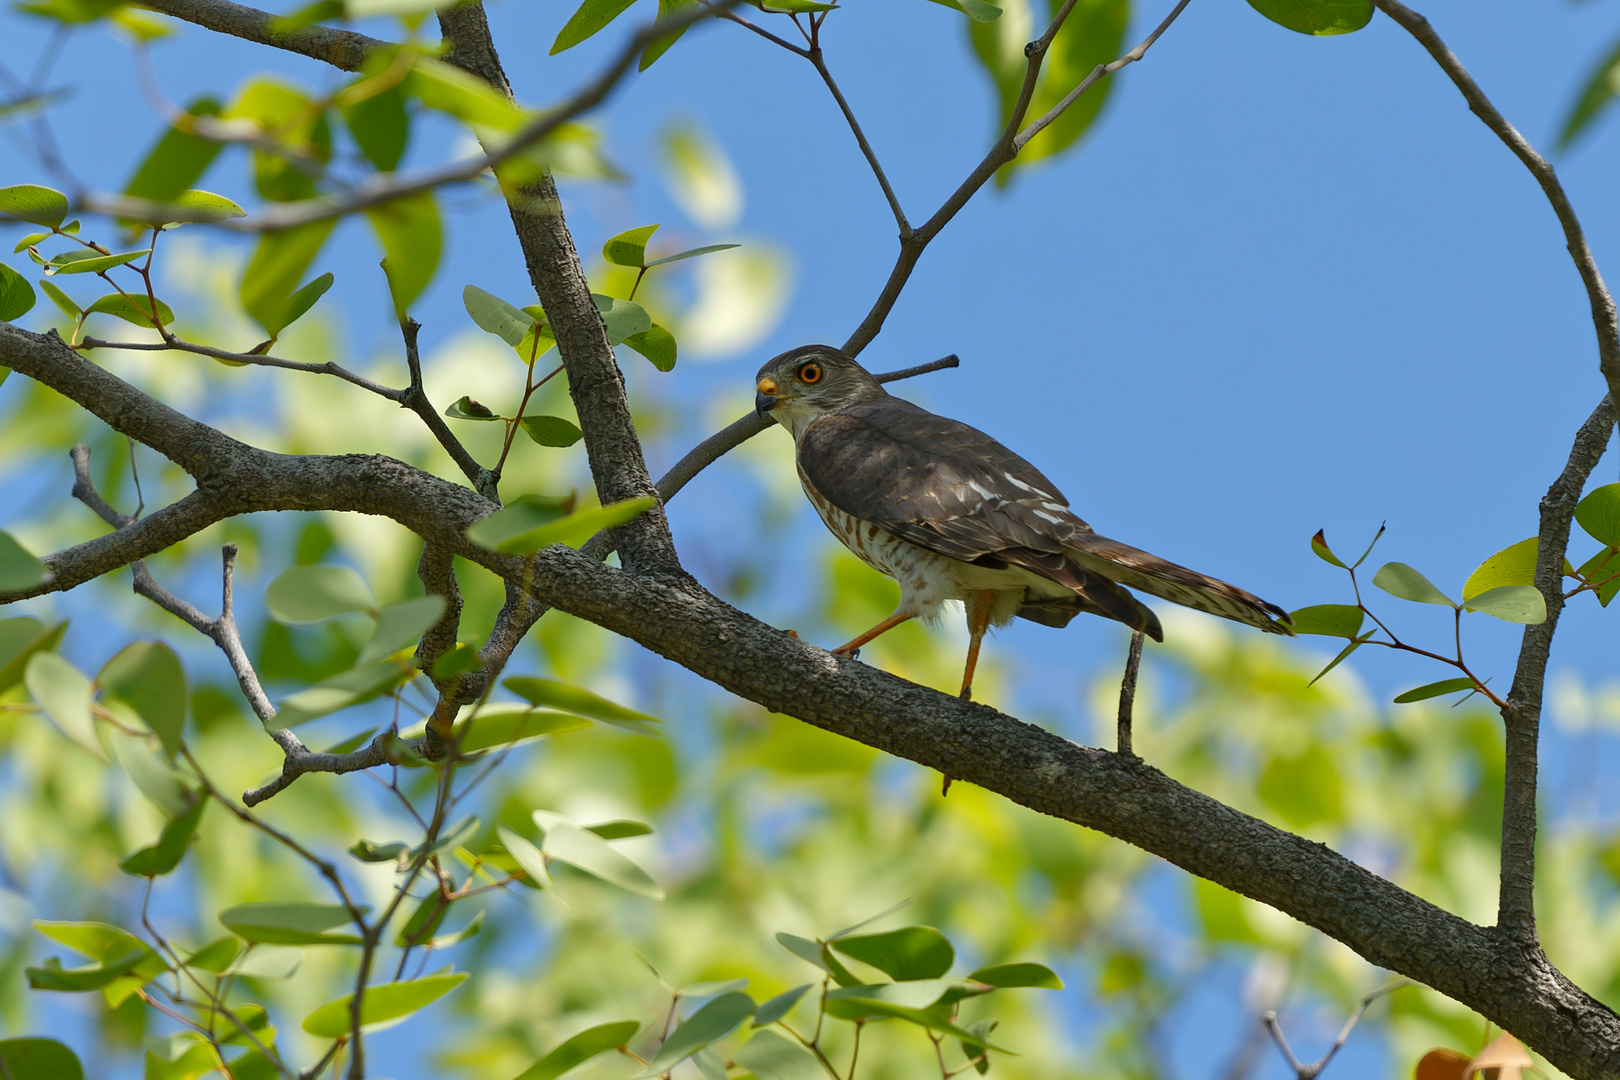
633;992;754;1077
0;262;36;320
369;192;442;317
301;973;468;1037
640;0;694;69
1576;482;1620;547
39;279;80;320
0;184;69;227
1392;677;1476;704
603;224;660;267
468;496;656;555
1244;0;1372;35
355;594;446;666
405;55;523;129
624;324;677;372
1462;584;1546;624
119;796;205;876
591;293;651;345
463;284;535;347
505;676;660;734
551;0;639;53
0;531;48;591
966;961;1062;988
1372;562;1455;607
1309;528;1347;568
182;938;241;974
496;824;553;889
281;272;334;330
123;97;225;209
1463;537;1540;600
241;220;336;336
46;248;149;275
1576;546;1620;606
219;902;366;945
266;564;376;623
1307;631;1373;686
1287;604;1364;638
533;810;664;899
1558;32;1620;150
25;652;100;756
520;415;583;447
514;1020;642;1080
84;292;173;328
341;80;408;172
1257;745;1342;828
98;641;186;758
733;1029;823;1080
831;926;953;980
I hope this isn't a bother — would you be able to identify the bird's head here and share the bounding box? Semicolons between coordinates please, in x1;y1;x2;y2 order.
755;345;886;437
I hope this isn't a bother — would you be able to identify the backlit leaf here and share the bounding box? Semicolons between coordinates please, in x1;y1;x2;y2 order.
639;0;694;70
520;415;583;447
634;992;755;1077
341;80;408;172
1558;32;1620;150
1244;0;1372;35
369;192;441;317
603;224;660;267
355;594;447;666
1463;537;1540;600
39;279;79;320
463;284;534;347
404;55;522;129
98;641;186;758
0;531;48;591
301;973;468;1037
642;242;739;269
119;796;205;876
25;652;100;756
1576;482;1620;547
241;221;336;336
1576;547;1620;606
281;272;334;330
505;676;661;734
514;1020;642;1080
624;324;677;372
468;496;657;555
0;262;36;320
551;0;639;53
1372;562;1455;607
47;249;149;275
123;97;225;208
1287;604;1364;638
220;902;365;945
533;810;664;899
0;184;69;227
84;292;173;328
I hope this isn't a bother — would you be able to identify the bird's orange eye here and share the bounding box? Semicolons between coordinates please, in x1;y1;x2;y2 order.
798;361;823;384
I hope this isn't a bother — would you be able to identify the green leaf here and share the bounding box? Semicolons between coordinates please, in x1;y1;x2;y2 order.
1576;547;1620;607
228;945;304;979
922;0;999;19
302;973;468;1037
281;271;335;332
394;894;448;947
514;1020;642;1080
824;979;955;1009
591;293;651;345
639;0;694;69
98;641;187;758
463;284;535;347
1243;0;1372;35
0;530;48;591
635;992;755;1077
831;926;953;980
39;279;80;320
266;564;376;622
84;292;173;328
349;839;410;863
1462;584;1546;625
417;702;590;751
469;496;657;555
966;961;1063;988
0;617;66;696
1287;604;1364;638
504;676;661;734
1463;537;1541;600
446;396;501;420
241;221;337;336
430;641;482;679
34;921;154;964
161;189;248;224
602;224;660;267
355;594;447;666
46;249;149;275
1307;631;1373;687
0;184;69;227
274;662;409;727
821;990;1004;1049
642;242;740;269
1371;562;1455;607
182;938;241;974
369;192;442;317
1309;528;1347;568
123;97;225;208
533;810;664;898
586;819;653;840
1560;33;1620;149
753;0;837;11
624;324;676;372
1576;482;1620;547
425;909;484;949
1392;677;1476;704
404;55;523;130
0;262;36;320
119;796;205;876
520;415;583;447
551;0;639;53
752;984;812;1027
732;1030;824;1080
108;727;190;814
970;0;1126;183
219;902;366;945
341;81;409;172
775;932;829;973
25;651;100;757
14;231;50;252
0;1039;84;1080
496;824;554;889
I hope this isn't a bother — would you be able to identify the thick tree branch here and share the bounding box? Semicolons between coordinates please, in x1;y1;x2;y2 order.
1371;0;1620;409
141;0;387;70
436;0;680;575
3;322;1619;1077
1498;395;1613;942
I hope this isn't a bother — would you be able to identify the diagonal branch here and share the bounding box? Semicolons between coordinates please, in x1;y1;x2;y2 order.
142;0;387;70
1371;0;1620;408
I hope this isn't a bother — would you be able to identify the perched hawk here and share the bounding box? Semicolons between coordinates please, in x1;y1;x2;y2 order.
755;345;1293;699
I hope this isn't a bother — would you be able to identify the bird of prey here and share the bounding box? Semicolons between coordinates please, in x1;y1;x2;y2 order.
754;345;1293;700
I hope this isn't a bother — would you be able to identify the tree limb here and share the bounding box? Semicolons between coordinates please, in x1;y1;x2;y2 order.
141;0;387;70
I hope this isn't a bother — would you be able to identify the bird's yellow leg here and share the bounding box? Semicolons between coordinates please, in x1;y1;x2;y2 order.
833;612;915;656
959;590;997;701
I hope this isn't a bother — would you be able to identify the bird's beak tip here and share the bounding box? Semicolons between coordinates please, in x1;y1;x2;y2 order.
755;377;780;417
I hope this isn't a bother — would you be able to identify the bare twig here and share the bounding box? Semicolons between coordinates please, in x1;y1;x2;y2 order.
1116;629;1144;758
397;318;496;498
80;335;407;400
1261;980;1409;1080
1371;0;1620;410
806;39;910;235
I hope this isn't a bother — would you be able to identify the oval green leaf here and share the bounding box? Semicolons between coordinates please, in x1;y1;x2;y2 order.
355;594;447;666
504;676;660;734
0;1038;84;1080
551;0;639;53
520;415;584;447
0;262;36;321
1463;537;1540;601
1286;604;1364;638
515;1020;642;1080
591;293;651;345
602;224;659;268
282;271;334;330
1392;677;1476;704
39;279;79;320
0;530;48;592
123;97;226;210
1576;483;1620;548
965;961;1063;989
635;992;755;1077
496;824;554;889
463;284;535;347
241;220;336;336
1244;0;1372;35
301;973;468;1037
624;324;676;372
265;564;376;623
1462;584;1547;625
1371;562;1455;607
533;810;664;899
732;1029;824;1080
0;184;69;227
220;902;366;945
752;983;812;1027
98;641;186;758
84;292;173;328
25;651;100;756
468;496;657;555
119;796;205;877
831;926;954;981
370;191;441;318
1576;547;1620;607
47;249;150;275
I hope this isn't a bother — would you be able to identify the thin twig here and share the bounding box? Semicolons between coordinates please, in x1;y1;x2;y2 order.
807;43;910;235
1116;629;1144;758
80;335;406;399
1261;980;1409;1080
397;317;496;498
